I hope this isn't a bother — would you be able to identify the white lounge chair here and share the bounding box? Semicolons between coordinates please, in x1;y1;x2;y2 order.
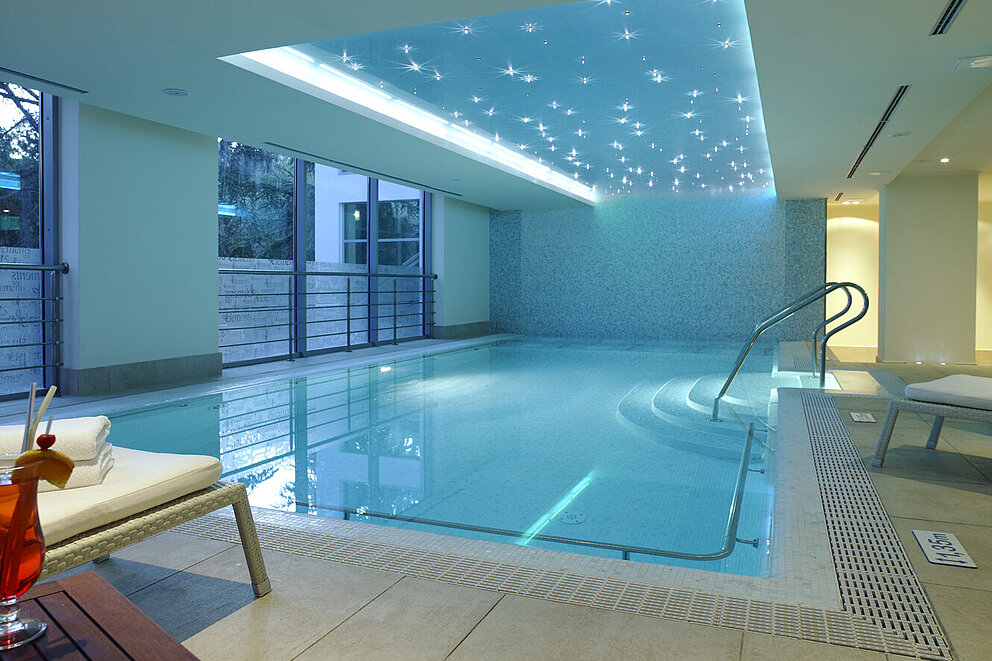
871;375;992;467
37;447;271;597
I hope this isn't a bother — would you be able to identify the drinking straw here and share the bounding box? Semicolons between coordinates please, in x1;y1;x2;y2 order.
27;385;57;446
20;384;36;453
45;416;53;436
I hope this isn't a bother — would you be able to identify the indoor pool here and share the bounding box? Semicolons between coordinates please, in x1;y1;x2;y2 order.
107;338;806;577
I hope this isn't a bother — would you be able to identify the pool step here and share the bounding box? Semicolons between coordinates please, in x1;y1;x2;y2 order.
617;371;810;455
616;379;745;459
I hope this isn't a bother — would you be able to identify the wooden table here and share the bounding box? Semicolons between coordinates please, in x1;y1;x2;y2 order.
1;572;198;660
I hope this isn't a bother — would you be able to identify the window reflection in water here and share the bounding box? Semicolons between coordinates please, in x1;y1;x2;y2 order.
219;358;430;517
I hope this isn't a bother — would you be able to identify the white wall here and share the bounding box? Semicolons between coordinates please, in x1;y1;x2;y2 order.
431;196;489;328
313;166;366;264
60;101;219;369
879;173;978;363
825;205;878;350
978;172;992;352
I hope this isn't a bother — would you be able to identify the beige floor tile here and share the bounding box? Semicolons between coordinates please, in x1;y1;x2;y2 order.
858;418;991;483
447;595;742;661
48;531;235;596
889;518;992;592
941;432;992;481
923;583;992;661
293;577;500;661
868;475;992;527
145;547;402;660
741;633;887;660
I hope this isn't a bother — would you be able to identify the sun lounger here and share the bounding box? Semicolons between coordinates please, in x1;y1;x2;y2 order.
871;375;992;468
36;447;271;597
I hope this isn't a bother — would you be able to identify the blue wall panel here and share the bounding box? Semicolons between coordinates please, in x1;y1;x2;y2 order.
490;195;825;341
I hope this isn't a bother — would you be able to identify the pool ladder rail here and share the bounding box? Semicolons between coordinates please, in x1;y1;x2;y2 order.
711;282;869;422
313;424;761;563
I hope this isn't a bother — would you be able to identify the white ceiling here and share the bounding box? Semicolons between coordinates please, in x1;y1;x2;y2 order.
0;0;581;210
746;0;992;203
2;0;991;208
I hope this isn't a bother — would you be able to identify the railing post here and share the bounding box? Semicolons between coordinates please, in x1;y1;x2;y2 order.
392;278;398;345
346;279;352;352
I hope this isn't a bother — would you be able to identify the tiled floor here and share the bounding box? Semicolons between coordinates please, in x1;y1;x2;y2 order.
40;357;992;660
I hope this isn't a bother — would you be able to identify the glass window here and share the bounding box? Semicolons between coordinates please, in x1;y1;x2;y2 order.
377;181;422;272
217;146;431;365
217;139;294;260
0;82;40;251
217;140;295;364
0;82;43;396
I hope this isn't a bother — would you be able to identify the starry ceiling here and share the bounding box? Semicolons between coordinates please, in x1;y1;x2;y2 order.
299;0;775;197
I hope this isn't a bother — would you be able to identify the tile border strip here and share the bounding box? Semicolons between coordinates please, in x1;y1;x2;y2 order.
177;391;952;660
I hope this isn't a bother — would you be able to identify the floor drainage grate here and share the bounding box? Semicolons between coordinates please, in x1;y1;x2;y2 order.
174;392;954;659
557;511;585;524
867;369;908;398
802;390;952;659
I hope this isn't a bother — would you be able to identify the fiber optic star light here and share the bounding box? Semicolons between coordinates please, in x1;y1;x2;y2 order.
223;0;774;200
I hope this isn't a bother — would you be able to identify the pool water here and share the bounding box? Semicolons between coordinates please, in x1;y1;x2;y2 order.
108;338;782;576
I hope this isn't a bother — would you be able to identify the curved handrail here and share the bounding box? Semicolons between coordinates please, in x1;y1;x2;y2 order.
811;286;852;376
818;284;869;386
711;282;869;420
308;423;758;562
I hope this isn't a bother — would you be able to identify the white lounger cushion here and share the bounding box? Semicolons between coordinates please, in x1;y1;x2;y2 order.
905;375;992;412
38;447;222;545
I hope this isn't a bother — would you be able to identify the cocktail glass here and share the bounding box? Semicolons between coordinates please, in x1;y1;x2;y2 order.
0;462;46;650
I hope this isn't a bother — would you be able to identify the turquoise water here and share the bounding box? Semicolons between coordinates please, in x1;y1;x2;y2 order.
108;338;777;576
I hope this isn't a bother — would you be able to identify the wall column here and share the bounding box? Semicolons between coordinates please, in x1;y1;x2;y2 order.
878;173;978;363
59;102;220;394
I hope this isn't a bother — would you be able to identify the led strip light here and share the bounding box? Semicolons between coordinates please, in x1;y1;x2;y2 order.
226;47;597;204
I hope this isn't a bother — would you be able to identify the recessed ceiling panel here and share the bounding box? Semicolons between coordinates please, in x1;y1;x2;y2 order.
235;0;774;199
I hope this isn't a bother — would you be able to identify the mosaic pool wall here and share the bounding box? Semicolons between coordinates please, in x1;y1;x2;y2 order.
491;195;825;341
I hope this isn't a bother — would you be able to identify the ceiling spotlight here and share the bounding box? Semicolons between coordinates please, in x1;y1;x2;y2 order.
939;157;950;163
161;88;189;97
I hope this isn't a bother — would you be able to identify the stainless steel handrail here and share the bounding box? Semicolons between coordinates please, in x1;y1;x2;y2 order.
811;287;852;377
219;268;436;279
0;262;69;273
218;268;436;365
300;423;758;562
0;262;71;399
818;284;869;377
711;282;869;421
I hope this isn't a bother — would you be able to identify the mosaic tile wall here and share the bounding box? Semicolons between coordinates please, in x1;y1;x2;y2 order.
490;196;825;341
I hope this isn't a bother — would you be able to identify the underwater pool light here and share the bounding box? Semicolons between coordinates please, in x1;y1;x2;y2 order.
517;471;596;545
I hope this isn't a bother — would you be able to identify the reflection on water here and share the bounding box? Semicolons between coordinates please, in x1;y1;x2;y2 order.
110;340;776;576
217;360;431;518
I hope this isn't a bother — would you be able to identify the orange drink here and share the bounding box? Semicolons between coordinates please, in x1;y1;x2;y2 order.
0;464;46;649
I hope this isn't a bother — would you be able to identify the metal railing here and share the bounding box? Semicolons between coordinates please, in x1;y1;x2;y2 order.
307;423;759;562
711;282;869;421
0;262;70;399
218;268;436;367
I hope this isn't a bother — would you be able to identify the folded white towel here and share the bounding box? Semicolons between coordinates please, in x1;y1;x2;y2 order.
0;416;111;461
38;442;115;493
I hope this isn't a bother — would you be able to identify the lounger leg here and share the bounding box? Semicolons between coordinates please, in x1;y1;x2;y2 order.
926;415;945;449
871;403;900;467
231;492;272;598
